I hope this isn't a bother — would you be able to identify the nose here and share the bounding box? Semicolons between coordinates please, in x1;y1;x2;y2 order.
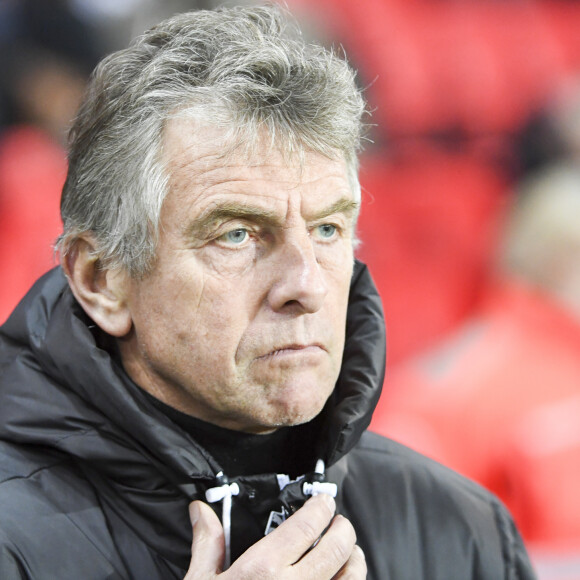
266;233;328;314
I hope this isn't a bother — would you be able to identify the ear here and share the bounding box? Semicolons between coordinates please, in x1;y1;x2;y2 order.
61;236;133;337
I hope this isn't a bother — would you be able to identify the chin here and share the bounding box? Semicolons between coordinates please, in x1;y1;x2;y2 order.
244;371;337;431
267;393;329;429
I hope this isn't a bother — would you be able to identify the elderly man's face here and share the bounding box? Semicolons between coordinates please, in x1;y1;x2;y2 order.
117;120;357;433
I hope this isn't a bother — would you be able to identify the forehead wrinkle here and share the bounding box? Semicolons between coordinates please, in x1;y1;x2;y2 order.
165;150;225;203
170;155;294;199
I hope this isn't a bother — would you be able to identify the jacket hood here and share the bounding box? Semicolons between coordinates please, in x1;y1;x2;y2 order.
0;259;385;480
0;260;385;568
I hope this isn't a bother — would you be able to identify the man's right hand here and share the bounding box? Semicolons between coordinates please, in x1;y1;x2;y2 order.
183;494;367;579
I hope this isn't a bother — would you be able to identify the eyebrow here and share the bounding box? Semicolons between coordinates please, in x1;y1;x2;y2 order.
186;196;360;239
307;197;360;222
186;203;282;239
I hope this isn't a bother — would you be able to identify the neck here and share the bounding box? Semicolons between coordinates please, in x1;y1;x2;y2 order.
140;387;320;478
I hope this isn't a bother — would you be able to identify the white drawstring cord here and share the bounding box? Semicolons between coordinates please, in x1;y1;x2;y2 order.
314;458;325;475
205;473;240;570
205;461;334;568
302;459;337;498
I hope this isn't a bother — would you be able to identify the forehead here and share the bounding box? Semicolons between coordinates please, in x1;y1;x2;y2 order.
160;117;353;212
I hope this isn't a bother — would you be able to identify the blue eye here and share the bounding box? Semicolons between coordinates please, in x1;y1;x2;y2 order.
317;224;337;239
224;229;249;245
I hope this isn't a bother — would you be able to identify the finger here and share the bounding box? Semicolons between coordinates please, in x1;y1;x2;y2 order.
183;501;225;580
236;493;336;571
292;513;358;579
332;545;367;579
271;494;337;566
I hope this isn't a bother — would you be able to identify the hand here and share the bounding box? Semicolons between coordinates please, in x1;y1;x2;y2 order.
183;494;367;579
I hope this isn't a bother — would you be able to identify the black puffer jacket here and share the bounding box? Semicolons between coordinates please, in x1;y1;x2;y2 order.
0;262;536;579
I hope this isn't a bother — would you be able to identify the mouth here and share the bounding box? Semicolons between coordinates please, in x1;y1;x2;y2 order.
256;343;326;361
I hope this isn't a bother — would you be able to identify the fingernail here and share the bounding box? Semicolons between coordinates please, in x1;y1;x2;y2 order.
189;501;200;527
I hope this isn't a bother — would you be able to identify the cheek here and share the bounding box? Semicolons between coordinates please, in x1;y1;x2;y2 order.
328;259;353;313
327;269;351;355
198;246;260;280
184;279;254;364
128;266;204;350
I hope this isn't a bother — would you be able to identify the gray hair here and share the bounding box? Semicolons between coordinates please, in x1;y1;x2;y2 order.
58;5;367;277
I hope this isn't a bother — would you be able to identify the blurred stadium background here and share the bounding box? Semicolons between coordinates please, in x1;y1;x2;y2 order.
2;1;580;577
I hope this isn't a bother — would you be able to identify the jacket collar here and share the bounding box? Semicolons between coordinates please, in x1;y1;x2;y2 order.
0;259;386;482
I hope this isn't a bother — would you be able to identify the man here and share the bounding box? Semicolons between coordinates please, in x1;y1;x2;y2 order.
0;6;535;579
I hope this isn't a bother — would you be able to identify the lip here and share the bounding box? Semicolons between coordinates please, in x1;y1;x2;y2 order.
256;343;326;361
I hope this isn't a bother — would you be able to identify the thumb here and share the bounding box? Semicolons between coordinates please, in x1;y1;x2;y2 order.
183;501;225;579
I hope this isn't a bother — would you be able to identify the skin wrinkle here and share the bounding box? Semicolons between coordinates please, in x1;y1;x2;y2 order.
57;4;366;279
185;197;357;250
170;160;359;229
164;115;358;211
114;120;354;433
187;204;282;244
